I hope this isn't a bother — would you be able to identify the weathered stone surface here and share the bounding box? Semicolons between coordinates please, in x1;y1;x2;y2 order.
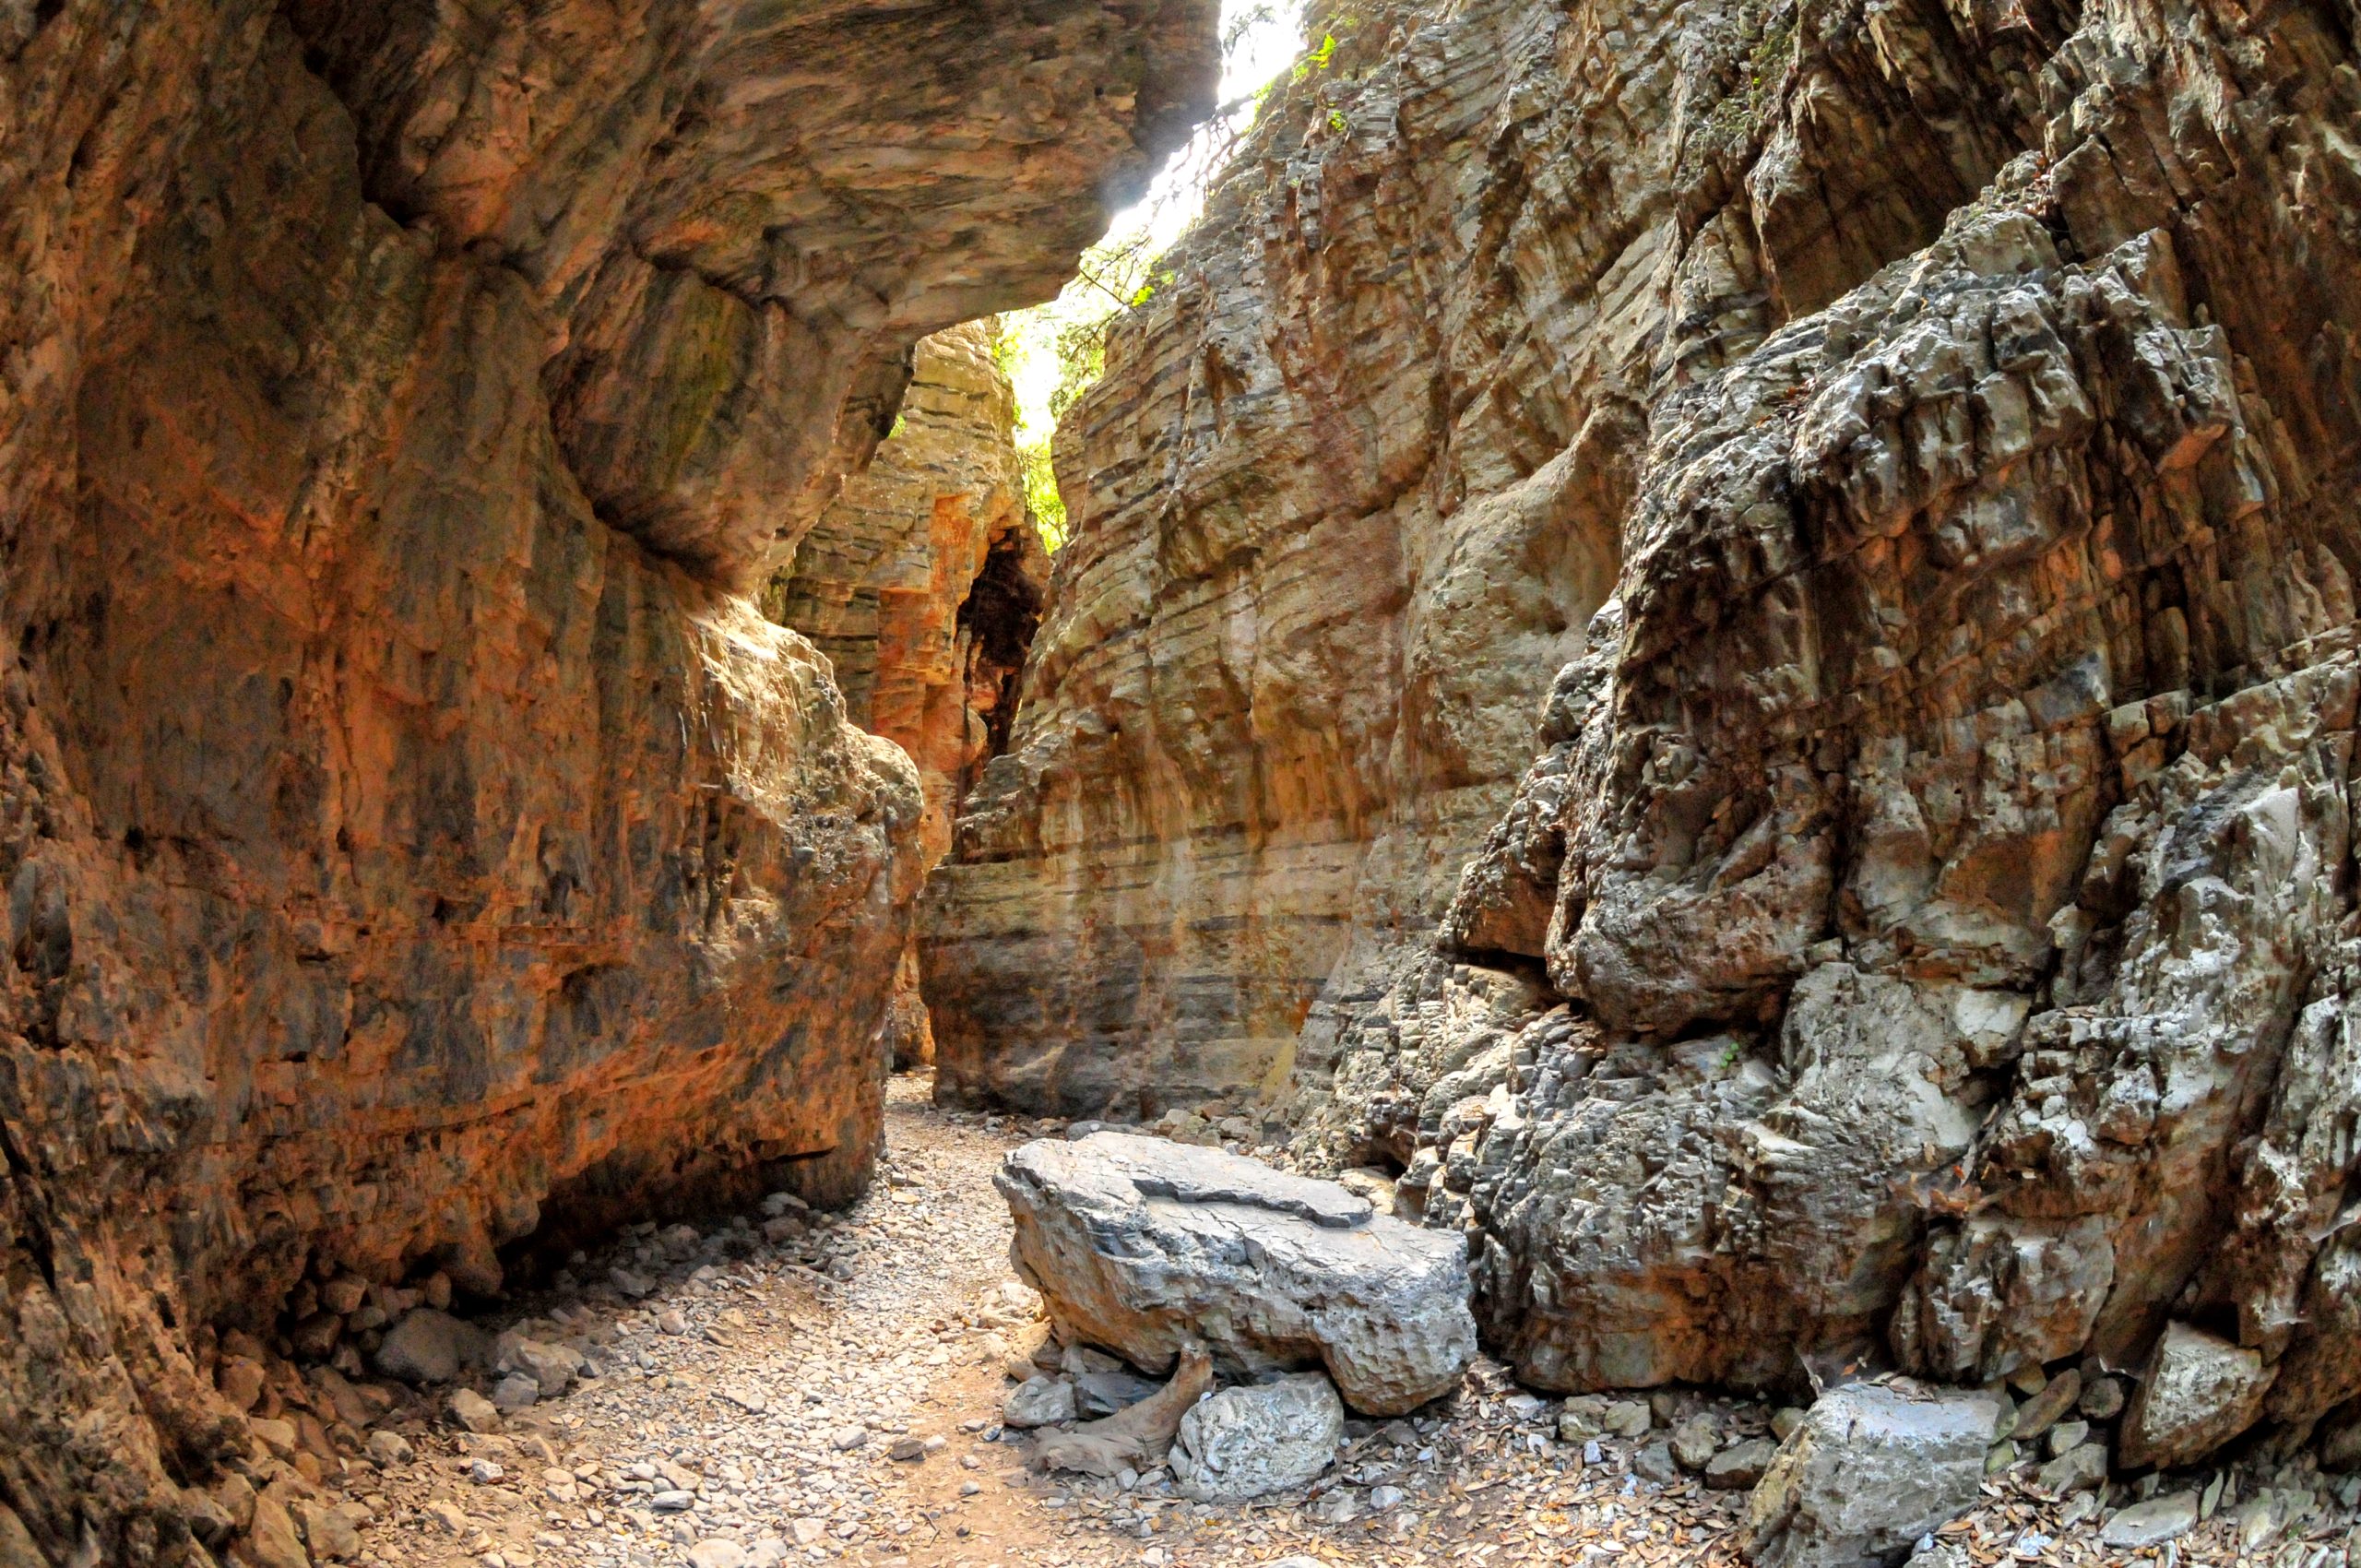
766;321;1049;1069
2099;1493;2201;1550
1740;1384;2000;1568
997;1134;1475;1415
1002;1376;1078;1430
765;322;1049;873
2118;1322;2277;1471
1169;1372;1345;1502
920;0;2361;1487
374;1311;487;1387
0;0;1217;1556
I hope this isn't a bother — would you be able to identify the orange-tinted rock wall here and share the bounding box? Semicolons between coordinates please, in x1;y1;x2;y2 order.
0;0;1214;1556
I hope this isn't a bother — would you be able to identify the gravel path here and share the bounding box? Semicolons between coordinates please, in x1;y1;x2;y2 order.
338;1075;2356;1568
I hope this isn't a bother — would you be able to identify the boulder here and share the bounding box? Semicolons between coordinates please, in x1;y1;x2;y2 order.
1169;1372;1345;1501
1740;1383;2000;1568
997;1134;1476;1415
374;1310;488;1386
2118;1322;2276;1469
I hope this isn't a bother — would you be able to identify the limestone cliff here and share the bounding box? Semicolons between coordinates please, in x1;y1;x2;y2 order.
765;320;1049;1068
765;322;1049;873
927;0;2361;1472
0;0;1214;1558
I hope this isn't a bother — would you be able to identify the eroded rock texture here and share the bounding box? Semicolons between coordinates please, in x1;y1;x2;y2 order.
0;0;1214;1557
931;0;2361;1473
765;321;1048;1069
765;321;1049;871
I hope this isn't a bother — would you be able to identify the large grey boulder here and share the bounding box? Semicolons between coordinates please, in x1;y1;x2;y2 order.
2118;1322;2277;1469
996;1134;1477;1415
1740;1383;2001;1568
1169;1372;1345;1501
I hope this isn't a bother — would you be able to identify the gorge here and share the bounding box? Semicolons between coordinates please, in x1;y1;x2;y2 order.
6;0;2361;1558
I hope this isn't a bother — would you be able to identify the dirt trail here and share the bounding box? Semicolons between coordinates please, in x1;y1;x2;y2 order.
345;1075;2324;1568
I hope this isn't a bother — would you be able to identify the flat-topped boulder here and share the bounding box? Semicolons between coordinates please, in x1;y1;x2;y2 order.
996;1134;1476;1416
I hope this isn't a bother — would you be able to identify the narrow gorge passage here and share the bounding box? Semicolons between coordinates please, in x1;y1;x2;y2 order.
326;1075;2251;1568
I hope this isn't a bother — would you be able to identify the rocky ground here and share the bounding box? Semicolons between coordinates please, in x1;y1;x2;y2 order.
283;1076;2361;1568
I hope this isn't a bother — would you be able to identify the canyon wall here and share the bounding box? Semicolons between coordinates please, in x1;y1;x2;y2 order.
929;0;2361;1472
0;1;1214;1559
765;320;1049;1067
765;322;1049;873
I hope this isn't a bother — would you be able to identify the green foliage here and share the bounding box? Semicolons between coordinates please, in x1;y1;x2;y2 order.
1291;30;1336;81
1017;438;1068;554
994;232;1169;552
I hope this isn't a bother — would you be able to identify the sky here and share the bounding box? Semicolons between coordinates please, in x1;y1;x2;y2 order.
1003;0;1305;445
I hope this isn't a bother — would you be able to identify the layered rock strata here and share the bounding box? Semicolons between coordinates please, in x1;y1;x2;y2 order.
0;1;1215;1559
765;320;1049;1068
764;321;1050;870
932;0;2361;1478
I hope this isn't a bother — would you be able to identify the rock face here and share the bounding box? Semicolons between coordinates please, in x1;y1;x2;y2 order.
1740;1383;1999;1568
931;0;2361;1475
766;321;1049;1068
0;0;1216;1558
996;1133;1477;1415
765;321;1050;870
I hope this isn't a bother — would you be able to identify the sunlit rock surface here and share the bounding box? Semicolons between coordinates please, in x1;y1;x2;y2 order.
926;0;2361;1473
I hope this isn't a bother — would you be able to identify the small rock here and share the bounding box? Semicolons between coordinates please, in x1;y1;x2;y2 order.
686;1542;746;1568
651;1490;695;1513
1003;1376;1077;1429
888;1436;927;1461
657;1309;689;1336
1074;1368;1161;1417
1603;1398;1653;1438
2035;1442;2109;1495
829;1425;869;1452
1739;1383;1999;1568
1169;1372;1345;1502
2099;1492;2200;1549
610;1267;654;1300
1632;1442;1679;1485
491;1373;541;1411
1771;1407;1807;1443
2077;1373;2125;1421
787;1519;825;1546
1370;1483;1406;1510
321;1275;370;1315
364;1429;414;1467
2045;1419;2089;1457
1705;1438;1777;1491
467;1457;505;1485
290;1497;362;1562
719;1386;766;1413
2011;1369;2081;1443
425;1501;467;1533
291;1312;344;1361
1670;1413;1719;1471
448;1386;502;1433
217;1357;267;1413
958;1480;981;1497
